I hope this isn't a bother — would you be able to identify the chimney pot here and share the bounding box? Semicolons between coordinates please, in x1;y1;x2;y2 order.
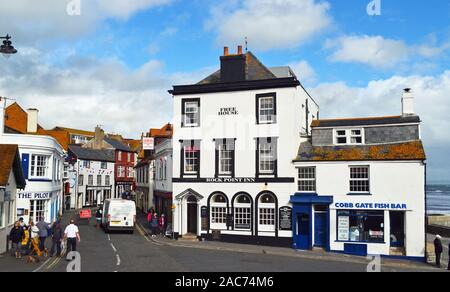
238;45;243;55
402;88;415;116
224;47;229;56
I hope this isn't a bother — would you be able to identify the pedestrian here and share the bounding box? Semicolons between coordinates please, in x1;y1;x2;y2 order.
18;217;25;227
29;221;44;258
95;207;103;229
36;217;50;252
158;214;166;236
64;219;80;260
434;234;443;268
447;242;450;271
151;213;159;237
9;221;23;259
147;208;154;226
50;223;63;258
21;224;31;256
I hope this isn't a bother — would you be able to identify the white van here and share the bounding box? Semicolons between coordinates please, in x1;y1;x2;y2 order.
102;199;136;233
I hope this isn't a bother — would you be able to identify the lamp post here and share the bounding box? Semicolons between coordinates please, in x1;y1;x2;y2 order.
0;35;18;56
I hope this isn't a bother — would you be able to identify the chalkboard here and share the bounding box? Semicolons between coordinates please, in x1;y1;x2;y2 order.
201;206;209;231
279;206;293;231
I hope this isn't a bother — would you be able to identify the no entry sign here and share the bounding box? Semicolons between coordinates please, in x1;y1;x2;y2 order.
79;209;92;219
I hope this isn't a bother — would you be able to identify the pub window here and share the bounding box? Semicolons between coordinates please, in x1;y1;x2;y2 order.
78;175;84;186
105;175;110;186
97;175;102;186
234;194;252;231
298;167;316;192
349;166;370;193
30;155;50;178
88;175;94;186
256;93;277;124
258;138;277;175
215;139;235;177
101;161;107;169
182;99;200;128
82;160;90;168
210;193;227;229
182;140;200;176
258;193;276;232
337;210;384;243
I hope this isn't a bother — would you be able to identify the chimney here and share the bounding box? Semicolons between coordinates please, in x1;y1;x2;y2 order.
27;108;39;133
223;47;229;56
220;45;246;83
93;126;105;149
237;45;243;55
0;97;5;139
402;88;415;116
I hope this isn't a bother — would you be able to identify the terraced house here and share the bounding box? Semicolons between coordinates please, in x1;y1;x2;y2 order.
292;89;426;259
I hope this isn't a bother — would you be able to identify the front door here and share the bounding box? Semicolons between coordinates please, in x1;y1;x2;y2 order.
295;213;310;250
314;213;327;247
390;211;405;247
187;197;198;234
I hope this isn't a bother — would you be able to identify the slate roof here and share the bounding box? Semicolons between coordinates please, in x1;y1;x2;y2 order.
311;116;421;128
0;144;26;189
69;145;115;162
197;52;277;85
294;140;426;162
104;136;133;152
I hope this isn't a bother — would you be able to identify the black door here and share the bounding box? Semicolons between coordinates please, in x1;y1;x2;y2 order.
187;203;198;234
390;211;405;247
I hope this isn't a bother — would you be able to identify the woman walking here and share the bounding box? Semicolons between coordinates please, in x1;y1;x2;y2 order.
151;212;159;237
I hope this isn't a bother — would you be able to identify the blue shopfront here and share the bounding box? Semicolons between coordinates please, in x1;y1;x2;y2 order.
290;194;333;251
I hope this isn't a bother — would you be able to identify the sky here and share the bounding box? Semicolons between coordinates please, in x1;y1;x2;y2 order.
0;0;449;182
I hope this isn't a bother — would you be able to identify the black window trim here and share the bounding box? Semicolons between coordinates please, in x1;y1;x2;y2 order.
214;138;237;178
256;92;277;125
255;137;278;178
180;140;201;179
181;98;201;128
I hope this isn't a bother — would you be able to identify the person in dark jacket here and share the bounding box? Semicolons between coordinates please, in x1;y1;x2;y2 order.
434;235;443;268
95;207;103;229
9;221;23;259
151;213;159;237
36;217;50;252
50;223;63;257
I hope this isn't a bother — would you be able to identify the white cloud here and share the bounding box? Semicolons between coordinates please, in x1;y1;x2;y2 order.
0;48;184;138
289;60;317;85
0;0;172;44
206;0;332;51
325;35;410;68
309;71;450;146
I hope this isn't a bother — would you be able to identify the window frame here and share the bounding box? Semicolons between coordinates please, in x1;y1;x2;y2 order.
182;98;201;128
215;139;236;177
181;140;201;177
30;154;50;179
334;128;365;145
256;138;277;177
297;166;317;193
210;193;228;230
258;193;276;232
256;93;277;125
349;166;371;194
233;194;252;231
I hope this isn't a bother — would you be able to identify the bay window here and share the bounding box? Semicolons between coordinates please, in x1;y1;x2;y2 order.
30;155;50;178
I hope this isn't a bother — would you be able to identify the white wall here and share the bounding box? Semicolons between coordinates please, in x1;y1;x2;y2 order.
155;139;173;193
0;172;18;254
296;160;426;257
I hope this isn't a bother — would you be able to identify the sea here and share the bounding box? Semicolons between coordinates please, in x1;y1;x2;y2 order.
427;184;450;215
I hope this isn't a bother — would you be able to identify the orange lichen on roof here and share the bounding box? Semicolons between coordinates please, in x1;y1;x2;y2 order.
0;144;19;186
298;141;426;162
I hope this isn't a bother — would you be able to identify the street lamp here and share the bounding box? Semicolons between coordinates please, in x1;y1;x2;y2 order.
0;35;18;56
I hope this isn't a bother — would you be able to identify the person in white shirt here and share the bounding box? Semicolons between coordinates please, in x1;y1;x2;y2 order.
64;220;80;257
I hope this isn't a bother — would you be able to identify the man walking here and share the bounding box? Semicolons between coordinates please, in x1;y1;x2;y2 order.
64;219;80;259
9;221;23;259
36;217;50;252
434;234;443;268
447;242;450;271
50;223;63;257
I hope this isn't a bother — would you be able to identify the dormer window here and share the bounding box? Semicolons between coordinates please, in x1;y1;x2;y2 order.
334;129;364;145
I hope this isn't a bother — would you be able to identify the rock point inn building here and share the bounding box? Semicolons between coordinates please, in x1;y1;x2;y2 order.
169;47;427;259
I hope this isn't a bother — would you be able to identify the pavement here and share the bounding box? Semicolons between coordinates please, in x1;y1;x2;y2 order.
427;233;450;269
1;209;447;272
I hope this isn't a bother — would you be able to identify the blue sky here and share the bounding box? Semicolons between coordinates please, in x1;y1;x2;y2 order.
0;0;449;182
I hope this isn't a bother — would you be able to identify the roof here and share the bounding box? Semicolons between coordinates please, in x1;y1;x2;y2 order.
68;145;115;162
104;136;133;152
134;157;151;168
149;123;173;138
53;127;95;137
269;66;297;78
311;115;421;128
197;52;277;85
294;140;426;162
0;144;26;189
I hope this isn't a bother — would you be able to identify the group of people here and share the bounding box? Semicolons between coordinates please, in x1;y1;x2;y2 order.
434;234;450;270
8;217;81;261
147;208;166;237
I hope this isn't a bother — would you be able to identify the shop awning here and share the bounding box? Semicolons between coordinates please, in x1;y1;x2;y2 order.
290;193;334;204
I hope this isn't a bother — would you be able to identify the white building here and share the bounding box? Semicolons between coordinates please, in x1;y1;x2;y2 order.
154;137;173;223
169;47;318;244
292;89;426;259
68;145;115;209
1;102;65;224
135;158;152;213
0;144;26;254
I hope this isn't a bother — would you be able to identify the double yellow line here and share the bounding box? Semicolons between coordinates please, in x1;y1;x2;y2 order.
45;245;67;271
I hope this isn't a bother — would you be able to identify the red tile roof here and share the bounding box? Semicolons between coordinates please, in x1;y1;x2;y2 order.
0;144;26;188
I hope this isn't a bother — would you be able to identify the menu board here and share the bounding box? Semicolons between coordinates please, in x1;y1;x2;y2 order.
338;216;350;241
279;207;293;231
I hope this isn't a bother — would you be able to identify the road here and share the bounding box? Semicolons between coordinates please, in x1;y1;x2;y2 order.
32;217;438;273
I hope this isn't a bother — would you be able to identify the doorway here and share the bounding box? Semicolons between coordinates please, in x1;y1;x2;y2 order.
295;213;310;250
390;211;405;247
187;196;198;234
